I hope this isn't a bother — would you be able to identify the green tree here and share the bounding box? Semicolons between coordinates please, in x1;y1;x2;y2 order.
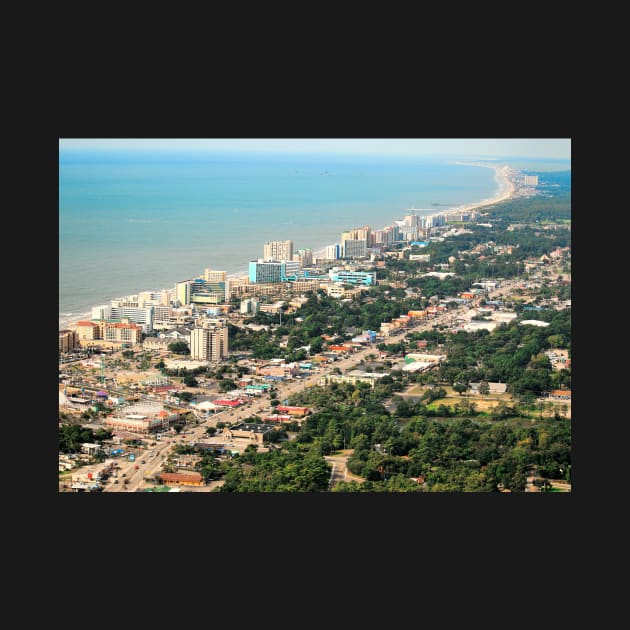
453;383;468;396
395;398;413;418
219;378;236;392
309;336;324;353
168;341;190;355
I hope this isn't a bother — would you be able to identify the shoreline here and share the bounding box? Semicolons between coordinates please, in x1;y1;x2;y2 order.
445;161;516;216
59;162;517;330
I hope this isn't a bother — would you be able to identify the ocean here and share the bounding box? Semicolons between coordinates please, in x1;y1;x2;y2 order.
59;149;520;327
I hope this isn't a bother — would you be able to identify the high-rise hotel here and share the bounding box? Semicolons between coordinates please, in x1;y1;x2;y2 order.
263;240;293;261
341;225;371;258
189;318;229;362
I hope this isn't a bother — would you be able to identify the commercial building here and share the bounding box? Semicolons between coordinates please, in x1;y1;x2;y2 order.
263;240;293;261
255;363;298;378
240;297;259;314
189;319;229;362
320;370;386;388
158;472;204;487
104;405;176;434
249;260;284;283
138;290;171;306
176;278;227;305
152;305;173;327
73;321;100;342
373;226;399;247
175;280;192;306
284;260;301;276
288;278;325;293
274;405;310;417
328;269;376;286
324;244;341;260
342;239;367;259
59;329;78;353
103;322;143;345
326;284;364;299
293;248;313;267
342;225;372;244
351;330;377;343
226;276;251;298
203;268;227;283
402;353;446;372
192;279;228;304
92;305;112;320
109;301;155;333
224;422;277;445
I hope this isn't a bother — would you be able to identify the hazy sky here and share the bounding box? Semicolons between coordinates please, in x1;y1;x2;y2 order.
59;138;571;159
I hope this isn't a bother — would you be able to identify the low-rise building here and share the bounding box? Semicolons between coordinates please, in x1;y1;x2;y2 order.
158;472;204;487
262;414;293;423
469;382;508;395
274;405;310;417
223;423;277;444
320;370;387;388
326;284;364;299
462;321;498;332
549;389;571;400
104;405;176;434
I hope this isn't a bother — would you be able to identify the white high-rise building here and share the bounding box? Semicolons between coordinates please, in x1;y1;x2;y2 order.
325;244;341;260
189;319;229;362
109;301;154;333
92;305;112;320
263;240;293;261
138;290;170;306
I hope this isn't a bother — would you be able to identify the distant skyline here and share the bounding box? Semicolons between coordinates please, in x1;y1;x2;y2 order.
59;138;571;160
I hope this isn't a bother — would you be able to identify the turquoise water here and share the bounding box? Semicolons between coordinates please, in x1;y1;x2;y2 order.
59;149;502;323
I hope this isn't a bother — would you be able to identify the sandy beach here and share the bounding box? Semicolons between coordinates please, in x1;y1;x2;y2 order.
444;161;516;217
59;162;517;330
310;162;517;258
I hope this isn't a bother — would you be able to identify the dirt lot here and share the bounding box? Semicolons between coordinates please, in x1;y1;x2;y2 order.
403;384;515;412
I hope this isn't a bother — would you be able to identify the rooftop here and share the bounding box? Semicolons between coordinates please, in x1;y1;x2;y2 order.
231;423;276;433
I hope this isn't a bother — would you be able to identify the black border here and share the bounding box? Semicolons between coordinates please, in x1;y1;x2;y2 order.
52;86;578;551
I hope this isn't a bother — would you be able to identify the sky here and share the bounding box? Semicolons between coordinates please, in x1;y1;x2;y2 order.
59;138;571;160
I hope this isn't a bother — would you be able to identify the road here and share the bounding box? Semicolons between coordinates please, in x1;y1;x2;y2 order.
102;302;470;492
324;450;364;489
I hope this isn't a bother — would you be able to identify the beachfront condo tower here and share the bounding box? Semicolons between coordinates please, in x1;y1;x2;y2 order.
263;240;293;262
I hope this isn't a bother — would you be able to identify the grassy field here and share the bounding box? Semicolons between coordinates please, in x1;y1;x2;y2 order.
401;384;569;420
